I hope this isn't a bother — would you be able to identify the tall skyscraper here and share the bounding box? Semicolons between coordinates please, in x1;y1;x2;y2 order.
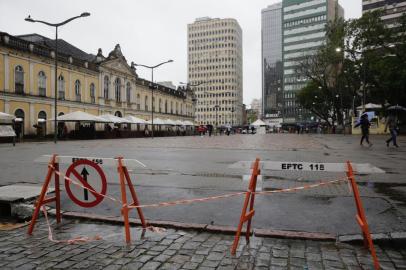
261;3;283;120
282;0;343;123
187;17;243;127
363;0;406;28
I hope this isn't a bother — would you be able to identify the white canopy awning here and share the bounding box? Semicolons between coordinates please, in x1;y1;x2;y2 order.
174;120;184;126
251;119;267;126
164;119;177;125
357;103;382;109
50;111;109;123
124;115;148;124
183;120;195;126
151;118;166;125
0;112;16;123
99;114;129;124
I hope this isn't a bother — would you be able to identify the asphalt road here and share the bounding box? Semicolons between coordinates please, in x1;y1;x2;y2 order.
1;133;405;236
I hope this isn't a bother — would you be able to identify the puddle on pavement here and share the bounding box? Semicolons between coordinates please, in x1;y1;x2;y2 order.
371;183;406;206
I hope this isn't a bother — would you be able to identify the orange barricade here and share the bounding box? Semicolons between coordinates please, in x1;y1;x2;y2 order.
28;154;148;244
346;161;380;270
231;158;260;255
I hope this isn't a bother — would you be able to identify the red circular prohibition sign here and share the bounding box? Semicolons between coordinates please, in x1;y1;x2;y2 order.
65;159;107;208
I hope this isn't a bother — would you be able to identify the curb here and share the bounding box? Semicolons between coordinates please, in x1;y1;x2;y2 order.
11;203;406;243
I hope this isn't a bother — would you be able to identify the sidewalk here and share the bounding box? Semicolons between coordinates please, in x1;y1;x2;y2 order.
1;218;405;270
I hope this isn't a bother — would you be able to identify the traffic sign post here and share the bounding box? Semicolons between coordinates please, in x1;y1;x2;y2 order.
28;154;148;244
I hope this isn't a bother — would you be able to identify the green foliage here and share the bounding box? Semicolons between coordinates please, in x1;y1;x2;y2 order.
297;11;406;124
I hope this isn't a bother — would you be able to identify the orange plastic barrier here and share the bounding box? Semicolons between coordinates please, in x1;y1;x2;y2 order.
28;154;148;244
231;158;260;255
346;161;380;270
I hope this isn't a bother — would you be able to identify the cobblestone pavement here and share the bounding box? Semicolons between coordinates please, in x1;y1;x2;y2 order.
1;219;406;270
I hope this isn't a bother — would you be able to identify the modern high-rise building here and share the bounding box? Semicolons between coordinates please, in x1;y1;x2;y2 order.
363;0;406;28
282;0;343;123
261;3;283;120
187;17;243;127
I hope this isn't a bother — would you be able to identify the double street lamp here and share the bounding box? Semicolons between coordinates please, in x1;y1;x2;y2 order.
133;60;174;138
25;12;90;144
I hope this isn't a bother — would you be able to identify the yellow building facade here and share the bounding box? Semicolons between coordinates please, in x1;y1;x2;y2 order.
0;32;195;137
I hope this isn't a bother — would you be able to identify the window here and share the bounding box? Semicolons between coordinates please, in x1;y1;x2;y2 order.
137;94;140;110
126;82;131;103
38;71;46;96
104;76;109;99
145;96;148;111
90;83;95;103
115;78;121;102
15;65;24;94
75;80;81;101
58;75;65;100
165;100;168;113
159;99;162;113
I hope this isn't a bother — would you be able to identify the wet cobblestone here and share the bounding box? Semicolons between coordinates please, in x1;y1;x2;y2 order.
1;219;405;269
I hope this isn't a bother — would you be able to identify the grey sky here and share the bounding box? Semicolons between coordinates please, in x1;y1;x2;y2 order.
0;0;361;105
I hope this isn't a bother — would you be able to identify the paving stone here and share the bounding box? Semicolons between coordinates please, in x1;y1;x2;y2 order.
140;261;161;270
201;259;220;268
191;254;206;263
161;262;182;269
182;262;200;270
207;252;225;261
136;254;154;263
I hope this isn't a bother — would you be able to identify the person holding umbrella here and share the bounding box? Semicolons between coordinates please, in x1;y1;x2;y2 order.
384;105;405;147
354;112;373;147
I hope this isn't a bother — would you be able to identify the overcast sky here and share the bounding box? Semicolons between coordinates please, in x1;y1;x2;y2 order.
1;0;361;105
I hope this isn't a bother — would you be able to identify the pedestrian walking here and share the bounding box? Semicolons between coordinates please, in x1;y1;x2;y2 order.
354;113;372;147
385;114;399;147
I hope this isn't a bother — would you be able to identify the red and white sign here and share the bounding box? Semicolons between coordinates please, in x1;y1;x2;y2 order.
65;159;107;208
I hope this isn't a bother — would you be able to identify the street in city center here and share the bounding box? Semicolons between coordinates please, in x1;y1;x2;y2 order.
1;134;406;237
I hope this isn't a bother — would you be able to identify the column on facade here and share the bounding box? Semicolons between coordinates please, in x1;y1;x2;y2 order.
29;61;34;95
4;54;9;91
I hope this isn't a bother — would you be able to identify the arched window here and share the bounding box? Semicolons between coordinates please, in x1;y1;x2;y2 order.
165;100;168;113
38;71;46;96
145;96;148;111
58;75;65;100
90;83;95;103
137;94;140;110
104;76;109;99
115;78;121;102
126;82;131;103
75;80;81;101
176;102;178;114
14;109;25;138
114;111;122;117
170;101;173;114
159;99;162;113
15;65;24;94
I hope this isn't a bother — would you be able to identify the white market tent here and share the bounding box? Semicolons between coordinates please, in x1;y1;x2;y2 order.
50;111;109;123
174;120;184;126
164;119;177;126
0;112;16;123
183;120;194;126
124;115;148;124
99;114;130;124
357;103;382;109
151;118;166;125
251;119;267;126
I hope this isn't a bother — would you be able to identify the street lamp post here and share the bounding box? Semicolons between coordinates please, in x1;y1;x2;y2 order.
25;12;90;144
133;60;174;138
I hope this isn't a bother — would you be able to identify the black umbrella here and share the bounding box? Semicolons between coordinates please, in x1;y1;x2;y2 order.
387;105;406;111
